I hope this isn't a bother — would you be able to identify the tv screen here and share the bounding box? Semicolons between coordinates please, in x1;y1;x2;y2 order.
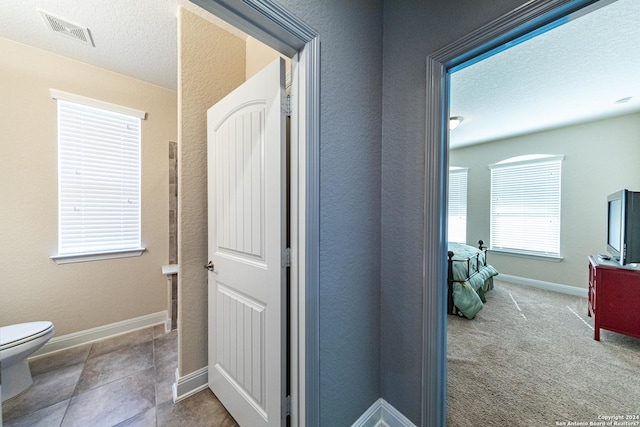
608;198;622;253
607;189;640;265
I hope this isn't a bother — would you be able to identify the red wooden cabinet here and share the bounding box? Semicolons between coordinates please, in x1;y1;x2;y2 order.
588;255;640;341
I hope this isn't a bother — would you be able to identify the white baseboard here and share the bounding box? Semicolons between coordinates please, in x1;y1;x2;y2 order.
352;398;416;427
30;311;170;358
498;274;588;298
173;366;209;403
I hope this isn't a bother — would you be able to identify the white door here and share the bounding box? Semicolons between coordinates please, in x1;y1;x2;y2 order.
207;58;287;427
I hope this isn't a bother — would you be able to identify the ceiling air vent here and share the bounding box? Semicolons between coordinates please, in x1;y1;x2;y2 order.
39;10;94;47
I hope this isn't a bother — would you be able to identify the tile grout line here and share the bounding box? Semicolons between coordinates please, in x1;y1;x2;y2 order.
153;329;159;427
58;342;93;427
4;327;197;426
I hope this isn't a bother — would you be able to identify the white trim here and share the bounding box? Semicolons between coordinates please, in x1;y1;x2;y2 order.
489;154;565;169
50;89;147;119
173;367;209;402
489;249;563;262
498;274;588;298
185;1;320;425
352;399;417;427
351;399;381;427
422;54;449;427
298;35;320;427
448;166;468;172
423;1;598;425
51;248;146;264
30;311;169;358
189;0;316;57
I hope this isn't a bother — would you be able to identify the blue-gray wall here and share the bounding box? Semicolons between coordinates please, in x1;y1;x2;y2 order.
270;0;545;424
380;0;530;423
278;0;384;424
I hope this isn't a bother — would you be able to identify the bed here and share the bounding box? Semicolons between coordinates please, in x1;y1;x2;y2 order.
447;240;499;319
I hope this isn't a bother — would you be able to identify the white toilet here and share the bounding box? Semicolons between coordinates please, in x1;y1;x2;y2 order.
0;321;55;401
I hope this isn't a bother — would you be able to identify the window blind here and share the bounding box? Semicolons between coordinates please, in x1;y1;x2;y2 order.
56;98;142;256
490;155;563;257
448;167;468;243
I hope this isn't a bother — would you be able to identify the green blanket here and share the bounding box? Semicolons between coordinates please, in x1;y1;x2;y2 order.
448;243;499;319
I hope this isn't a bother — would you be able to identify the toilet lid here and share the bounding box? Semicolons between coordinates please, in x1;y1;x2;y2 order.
0;321;54;349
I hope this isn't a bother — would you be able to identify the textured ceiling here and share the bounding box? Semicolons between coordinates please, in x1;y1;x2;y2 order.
0;0;244;91
450;0;640;148
1;0;637;145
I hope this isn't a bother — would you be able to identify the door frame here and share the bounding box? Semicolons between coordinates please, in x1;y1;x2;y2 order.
189;1;319;425
423;0;605;425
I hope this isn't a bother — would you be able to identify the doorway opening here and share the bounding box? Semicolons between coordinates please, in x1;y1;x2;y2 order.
179;1;320;425
444;0;640;423
424;0;612;425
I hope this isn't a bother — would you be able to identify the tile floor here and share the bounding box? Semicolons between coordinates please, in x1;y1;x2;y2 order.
2;325;237;427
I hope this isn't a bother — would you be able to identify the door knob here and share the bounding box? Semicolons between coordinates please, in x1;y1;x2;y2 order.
205;261;215;271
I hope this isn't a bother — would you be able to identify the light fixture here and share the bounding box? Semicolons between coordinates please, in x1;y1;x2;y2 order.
449;116;464;130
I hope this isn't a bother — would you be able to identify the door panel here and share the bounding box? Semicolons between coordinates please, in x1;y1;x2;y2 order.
207;58;286;427
216;283;266;409
215;105;264;260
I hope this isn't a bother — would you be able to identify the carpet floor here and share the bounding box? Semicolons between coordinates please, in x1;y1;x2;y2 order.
447;279;640;427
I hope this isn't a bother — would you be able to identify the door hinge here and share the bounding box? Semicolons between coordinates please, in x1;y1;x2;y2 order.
282;247;291;268
284;395;291;417
282;95;292;117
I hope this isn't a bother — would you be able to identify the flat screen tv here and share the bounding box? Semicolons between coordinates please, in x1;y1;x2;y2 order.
607;189;640;266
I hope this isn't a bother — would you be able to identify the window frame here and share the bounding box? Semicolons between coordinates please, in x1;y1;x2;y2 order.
489;154;564;259
49;89;146;264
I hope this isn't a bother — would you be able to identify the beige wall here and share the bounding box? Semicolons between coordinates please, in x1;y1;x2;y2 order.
177;7;245;376
450;112;640;288
245;36;289;81
0;37;177;334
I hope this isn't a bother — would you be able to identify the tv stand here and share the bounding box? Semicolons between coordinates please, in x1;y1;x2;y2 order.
588;255;640;341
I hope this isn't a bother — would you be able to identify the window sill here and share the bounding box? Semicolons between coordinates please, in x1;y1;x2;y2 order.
51;248;146;265
488;249;563;262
